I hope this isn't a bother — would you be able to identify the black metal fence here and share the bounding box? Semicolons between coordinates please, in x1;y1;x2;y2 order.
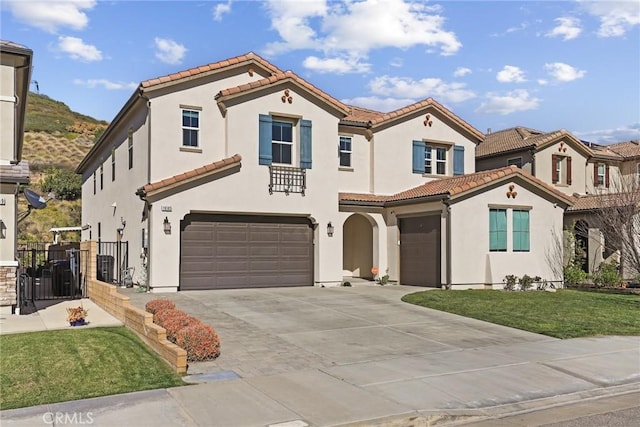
17;246;88;307
98;241;129;285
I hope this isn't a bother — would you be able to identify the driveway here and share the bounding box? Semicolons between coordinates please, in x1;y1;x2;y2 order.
126;284;553;378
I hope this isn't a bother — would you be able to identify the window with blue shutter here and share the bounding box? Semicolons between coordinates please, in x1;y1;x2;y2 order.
412;140;425;174
489;208;507;252
513;210;530;252
300;119;312;169
453;145;465;175
258;114;272;165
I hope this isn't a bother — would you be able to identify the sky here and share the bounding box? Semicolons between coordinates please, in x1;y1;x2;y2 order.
1;0;639;145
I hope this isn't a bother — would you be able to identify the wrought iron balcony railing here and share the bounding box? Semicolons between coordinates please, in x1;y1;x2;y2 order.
269;165;306;195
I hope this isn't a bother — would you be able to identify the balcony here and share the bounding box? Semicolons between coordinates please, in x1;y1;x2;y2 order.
269;165;306;195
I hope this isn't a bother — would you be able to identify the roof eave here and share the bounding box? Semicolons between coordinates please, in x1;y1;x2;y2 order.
385;194;449;207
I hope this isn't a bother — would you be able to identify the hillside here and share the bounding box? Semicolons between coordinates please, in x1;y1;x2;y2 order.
18;93;108;242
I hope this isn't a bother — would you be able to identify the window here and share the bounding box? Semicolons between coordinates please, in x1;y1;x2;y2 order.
111;148;116;181
513;210;530;252
413;141;462;175
97;222;101;243
182;110;199;147
507;157;523;168
272;120;293;164
489;208;507;252
128;129;133;169
93;172;96;195
425;146;446;175
100;164;103;190
435;147;446;175
552;155;572;185
339;136;352;167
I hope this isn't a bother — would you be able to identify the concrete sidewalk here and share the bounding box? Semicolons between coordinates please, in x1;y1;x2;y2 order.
1;286;639;426
0;298;122;335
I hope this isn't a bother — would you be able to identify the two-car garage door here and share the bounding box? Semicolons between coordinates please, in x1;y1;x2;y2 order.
180;214;314;290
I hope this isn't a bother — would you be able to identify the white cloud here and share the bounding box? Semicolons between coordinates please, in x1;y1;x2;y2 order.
73;79;138;91
56;36;102;61
5;0;96;33
573;123;640;145
263;0;461;71
546;17;582;40
303;55;371;73
213;0;232;21
341;96;415;112
453;67;472;77
491;22;528;37
544;62;586;82
154;37;187;65
537;79;549;86
496;65;527;83
390;57;404;68
369;75;476;104
475;89;540;115
581;1;640;37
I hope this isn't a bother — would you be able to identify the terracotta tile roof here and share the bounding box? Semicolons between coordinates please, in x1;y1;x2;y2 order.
387;165;574;205
0;161;29;184
477;127;590;158
339;166;574;207
140;154;241;195
589;144;624;160
140;52;282;89
341;98;483;141
216;71;350;114
567;192;640;212
339;193;388;205
607;140;640;159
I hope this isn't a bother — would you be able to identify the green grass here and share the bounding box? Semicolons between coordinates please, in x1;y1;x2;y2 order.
402;289;640;339
0;327;185;410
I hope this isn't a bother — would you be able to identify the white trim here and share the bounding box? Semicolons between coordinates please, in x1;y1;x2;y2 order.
0;261;19;267
0;95;16;103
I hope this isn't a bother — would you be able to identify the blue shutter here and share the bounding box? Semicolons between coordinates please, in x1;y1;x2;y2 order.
412;140;425;174
258;114;272;165
300;119;312;169
453;145;465;176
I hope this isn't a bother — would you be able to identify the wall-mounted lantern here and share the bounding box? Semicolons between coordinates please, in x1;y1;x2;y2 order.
163;217;171;234
327;222;334;237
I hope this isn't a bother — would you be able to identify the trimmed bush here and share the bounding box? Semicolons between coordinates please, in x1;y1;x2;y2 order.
145;299;176;315
153;308;188;331
161;315;201;343
175;323;221;362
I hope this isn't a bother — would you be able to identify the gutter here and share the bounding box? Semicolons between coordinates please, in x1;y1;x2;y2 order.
385;194;449;207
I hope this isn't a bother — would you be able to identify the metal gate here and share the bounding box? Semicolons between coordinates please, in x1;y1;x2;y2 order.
17;246;88;304
98;241;129;285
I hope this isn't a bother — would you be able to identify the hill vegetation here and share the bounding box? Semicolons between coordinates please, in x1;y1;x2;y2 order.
18;92;108;242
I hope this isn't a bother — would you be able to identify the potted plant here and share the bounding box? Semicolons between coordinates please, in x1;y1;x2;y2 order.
67;305;88;326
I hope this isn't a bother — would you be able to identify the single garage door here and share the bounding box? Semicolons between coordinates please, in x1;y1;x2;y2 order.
180;214;314;290
399;215;441;287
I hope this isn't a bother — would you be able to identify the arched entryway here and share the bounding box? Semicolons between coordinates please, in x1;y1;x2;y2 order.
343;214;376;280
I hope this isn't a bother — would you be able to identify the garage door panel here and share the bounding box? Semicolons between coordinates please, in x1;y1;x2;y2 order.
400;215;441;287
180;215;313;290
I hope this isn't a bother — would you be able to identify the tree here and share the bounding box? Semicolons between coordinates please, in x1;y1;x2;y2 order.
40;167;82;201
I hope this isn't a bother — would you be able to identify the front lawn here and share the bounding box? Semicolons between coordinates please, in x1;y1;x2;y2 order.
402;289;640;339
0;327;185;410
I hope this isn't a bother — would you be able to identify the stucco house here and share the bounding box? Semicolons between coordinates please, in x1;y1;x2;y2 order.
77;53;570;292
0;41;32;314
477;127;640;279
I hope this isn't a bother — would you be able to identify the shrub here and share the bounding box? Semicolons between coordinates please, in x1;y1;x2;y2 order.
40;167;82;200
503;275;517;291
564;263;588;286
145;299;175;315
175;323;221;361
592;262;622;288
518;275;535;291
153;308;188;331
161;315;201;343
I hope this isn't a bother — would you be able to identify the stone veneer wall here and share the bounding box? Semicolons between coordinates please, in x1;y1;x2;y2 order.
80;241;187;373
0;262;18;315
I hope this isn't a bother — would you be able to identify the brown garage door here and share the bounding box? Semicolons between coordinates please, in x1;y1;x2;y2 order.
399;215;441;287
180;214;313;290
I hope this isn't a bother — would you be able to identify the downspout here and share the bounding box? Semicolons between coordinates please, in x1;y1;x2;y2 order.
444;200;452;289
140;90;152;292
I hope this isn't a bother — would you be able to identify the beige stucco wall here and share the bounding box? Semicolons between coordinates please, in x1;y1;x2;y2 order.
536;139;589;196
371;112;477;195
0;65;15;159
337;130;372;193
585;159;623;194
449;179;565;288
0;187;16;263
476;150;535;174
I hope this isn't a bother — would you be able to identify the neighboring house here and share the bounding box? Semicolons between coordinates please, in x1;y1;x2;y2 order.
77;53;569;292
477;127;640;279
0;41;32;314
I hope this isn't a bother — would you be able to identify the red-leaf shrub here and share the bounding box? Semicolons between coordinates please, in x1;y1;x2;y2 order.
145;299;176;315
175;323;221;361
153;308;188;335
161;314;201;343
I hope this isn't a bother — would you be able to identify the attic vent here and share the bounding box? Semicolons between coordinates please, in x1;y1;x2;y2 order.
486;128;491;134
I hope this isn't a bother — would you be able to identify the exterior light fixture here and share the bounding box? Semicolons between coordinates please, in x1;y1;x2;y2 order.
163;217;171;234
327;222;334;237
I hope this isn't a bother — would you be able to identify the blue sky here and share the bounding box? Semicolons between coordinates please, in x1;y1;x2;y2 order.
2;0;639;144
